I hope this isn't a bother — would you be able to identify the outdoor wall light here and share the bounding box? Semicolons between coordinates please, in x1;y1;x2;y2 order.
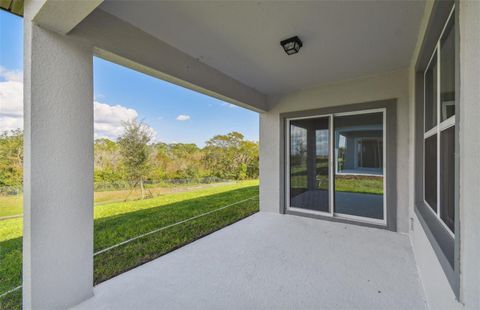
280;36;303;55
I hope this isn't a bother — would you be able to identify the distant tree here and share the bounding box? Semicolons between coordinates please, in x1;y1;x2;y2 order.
0;125;260;191
118;120;153;199
204;132;259;180
169;143;205;179
239;140;259;179
149;142;170;180
0;129;23;187
94;138;123;183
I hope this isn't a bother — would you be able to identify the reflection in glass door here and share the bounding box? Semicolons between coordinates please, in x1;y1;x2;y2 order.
288;117;330;213
334;112;385;221
287;110;386;225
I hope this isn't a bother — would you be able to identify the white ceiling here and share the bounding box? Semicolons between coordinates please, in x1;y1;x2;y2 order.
100;1;425;96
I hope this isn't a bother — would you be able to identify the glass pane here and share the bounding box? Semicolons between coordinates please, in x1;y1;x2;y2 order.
289;117;329;212
424;135;437;212
440;15;455;121
440;126;455;233
334;112;384;220
425;52;438;132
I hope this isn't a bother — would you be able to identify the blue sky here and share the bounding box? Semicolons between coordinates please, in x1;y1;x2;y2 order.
0;10;259;146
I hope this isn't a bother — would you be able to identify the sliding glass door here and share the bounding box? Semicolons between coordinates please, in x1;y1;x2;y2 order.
288;116;330;213
333;112;385;222
286;109;385;225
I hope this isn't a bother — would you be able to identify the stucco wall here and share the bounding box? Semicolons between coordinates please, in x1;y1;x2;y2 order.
23;3;94;308
260;69;411;233
405;2;463;309
407;1;480;309
457;1;480;308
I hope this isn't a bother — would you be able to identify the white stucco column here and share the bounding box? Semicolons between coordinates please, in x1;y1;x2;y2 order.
23;6;94;310
458;1;480;309
259;111;281;213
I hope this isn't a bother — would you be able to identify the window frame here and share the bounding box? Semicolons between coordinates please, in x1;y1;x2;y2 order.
422;6;456;237
285;109;386;226
280;100;397;232
353;136;383;171
285;113;333;218
413;0;459;296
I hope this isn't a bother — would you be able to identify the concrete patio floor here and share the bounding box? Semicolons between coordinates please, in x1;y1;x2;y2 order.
72;212;427;310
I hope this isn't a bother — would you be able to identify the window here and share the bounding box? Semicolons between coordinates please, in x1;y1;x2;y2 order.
424;52;437;132
423;8;456;235
424;135;437;212
355;138;383;169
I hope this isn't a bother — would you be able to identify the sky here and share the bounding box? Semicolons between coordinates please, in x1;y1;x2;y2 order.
0;10;259;146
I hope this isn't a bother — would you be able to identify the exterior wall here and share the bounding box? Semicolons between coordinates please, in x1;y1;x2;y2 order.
260;69;411;233
457;1;480;308
23;3;94;308
406;3;460;308
410;213;460;309
408;1;480;308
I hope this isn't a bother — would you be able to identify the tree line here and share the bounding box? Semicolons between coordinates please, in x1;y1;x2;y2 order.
0;122;259;190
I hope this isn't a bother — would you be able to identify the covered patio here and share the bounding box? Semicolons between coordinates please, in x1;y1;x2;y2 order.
73;212;426;310
11;0;480;309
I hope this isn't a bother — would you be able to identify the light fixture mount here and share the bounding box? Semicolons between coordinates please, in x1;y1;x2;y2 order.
280;36;303;55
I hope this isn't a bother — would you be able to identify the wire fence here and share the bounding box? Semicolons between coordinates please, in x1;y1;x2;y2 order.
93;196;257;256
94;177;230;192
0;177;233;197
0;186;22;196
0;286;21;299
0;196;259;299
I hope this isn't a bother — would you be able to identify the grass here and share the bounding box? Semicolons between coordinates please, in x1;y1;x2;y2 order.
0;181;236;218
0;196;22;218
0;290;20;310
290;174;383;195
0;180;259;310
335;175;383;195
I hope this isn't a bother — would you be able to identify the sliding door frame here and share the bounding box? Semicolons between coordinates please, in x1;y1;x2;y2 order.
285;114;334;217
285;108;386;226
333;108;387;226
280;99;397;231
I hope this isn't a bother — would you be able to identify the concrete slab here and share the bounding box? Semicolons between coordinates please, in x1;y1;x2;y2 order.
72;213;427;310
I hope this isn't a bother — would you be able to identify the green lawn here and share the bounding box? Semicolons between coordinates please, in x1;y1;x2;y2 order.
334;175;383;195
0;196;22;218
290;174;383;195
0;180;259;310
0;181;238;218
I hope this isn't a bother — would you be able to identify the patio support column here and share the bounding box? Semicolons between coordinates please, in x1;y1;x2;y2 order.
23;7;94;310
458;1;480;308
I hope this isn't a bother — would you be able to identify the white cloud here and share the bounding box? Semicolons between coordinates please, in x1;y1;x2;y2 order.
0;66;22;82
176;114;191;121
0;67;23;132
94;101;138;140
0;67;156;141
221;102;238;108
94;102;158;142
